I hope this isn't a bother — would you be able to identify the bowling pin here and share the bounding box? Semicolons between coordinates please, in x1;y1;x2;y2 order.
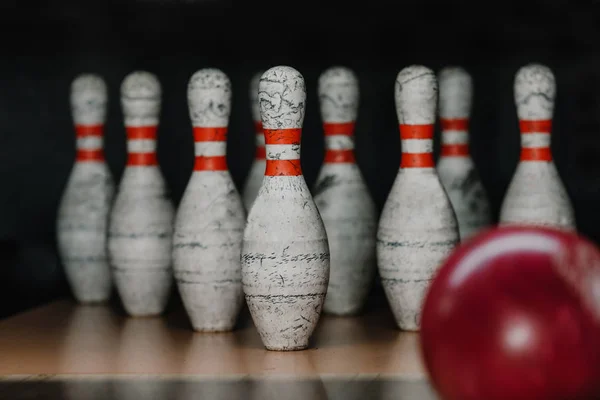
377;65;459;331
57;74;114;303
499;63;576;230
436;67;491;240
108;71;175;317
172;69;246;332
242;71;266;212
241;66;330;351
313;66;377;316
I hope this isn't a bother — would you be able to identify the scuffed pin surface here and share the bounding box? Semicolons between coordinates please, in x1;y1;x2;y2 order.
377;65;459;331
436;67;492;240
241;66;330;350
108;71;175;317
313;66;377;315
499;63;576;230
172;69;246;331
242;71;266;213
57;74;114;303
186;68;231;126
257;66;306;129
70;74;107;125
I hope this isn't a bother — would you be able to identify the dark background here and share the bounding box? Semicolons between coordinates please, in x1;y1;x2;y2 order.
1;0;599;318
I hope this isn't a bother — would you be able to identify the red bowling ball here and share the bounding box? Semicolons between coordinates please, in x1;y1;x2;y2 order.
420;226;600;400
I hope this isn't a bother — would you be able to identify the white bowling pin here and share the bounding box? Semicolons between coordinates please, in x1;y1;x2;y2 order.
436;67;491;240
241;66;330;351
57;74;114;303
108;71;175;317
377;65;459;331
172;69;246;332
313;66;377;316
242;71;266;212
499;63;576;229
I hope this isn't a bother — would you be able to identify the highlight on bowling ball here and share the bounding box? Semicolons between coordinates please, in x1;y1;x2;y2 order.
419;226;600;400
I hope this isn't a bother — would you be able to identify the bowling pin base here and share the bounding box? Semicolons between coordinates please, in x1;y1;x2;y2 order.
187;309;241;333
382;278;430;331
323;286;370;317
245;294;325;352
64;263;112;306
177;281;244;333
122;306;166;318
113;269;172;318
264;343;309;352
74;298;111;306
316;253;374;317
192;326;234;333
323;302;364;317
323;309;362;317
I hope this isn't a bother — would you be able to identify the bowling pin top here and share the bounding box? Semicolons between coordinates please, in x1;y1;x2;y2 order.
188;68;231;128
514;63;555;121
318;66;359;123
395;65;437;125
258;66;305;129
71;74;107;125
438;67;472;120
121;71;161;126
250;71;263;123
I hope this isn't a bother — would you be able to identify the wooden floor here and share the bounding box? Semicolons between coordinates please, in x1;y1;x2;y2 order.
0;295;438;399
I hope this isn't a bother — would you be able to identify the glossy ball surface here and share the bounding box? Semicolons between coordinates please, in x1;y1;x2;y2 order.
421;226;600;400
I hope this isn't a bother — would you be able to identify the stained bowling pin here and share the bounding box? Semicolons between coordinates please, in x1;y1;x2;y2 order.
57;74;114;303
499;63;576;230
377;65;459;331
242;71;266;212
108;71;175;317
436;67;491;240
313;66;377;316
241;66;330;351
172;69;246;332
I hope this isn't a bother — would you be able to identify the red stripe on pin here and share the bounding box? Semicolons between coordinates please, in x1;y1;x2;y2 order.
265;159;302;176
127;152;157;166
264;128;301;145
76;149;104;162
521;147;552;162
399;124;434;139
401;153;435;168
194;155;227;171
440;118;469;131
127;126;157;140
75;124;103;137
193;127;227;142
441;144;469;157
520;120;552;134
323;122;355;136
324;149;355;163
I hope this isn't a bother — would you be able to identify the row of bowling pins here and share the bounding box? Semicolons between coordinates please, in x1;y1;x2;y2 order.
57;62;575;350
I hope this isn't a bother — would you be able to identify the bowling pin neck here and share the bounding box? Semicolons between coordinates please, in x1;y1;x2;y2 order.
254;121;265;161
439;118;470;158
74;124;105;163
518;119;553;163
263;127;303;177
126;125;158;167
192;126;229;172
399;124;435;169
323;121;356;164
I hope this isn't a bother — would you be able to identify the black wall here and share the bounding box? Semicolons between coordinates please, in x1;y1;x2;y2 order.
1;0;599;318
